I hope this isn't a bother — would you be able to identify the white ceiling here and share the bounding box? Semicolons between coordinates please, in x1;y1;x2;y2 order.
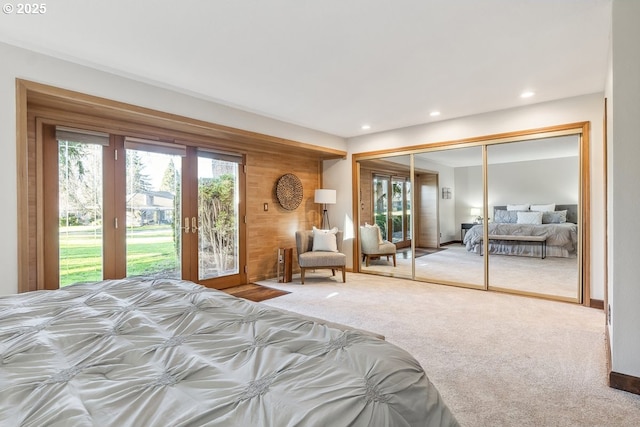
0;0;611;138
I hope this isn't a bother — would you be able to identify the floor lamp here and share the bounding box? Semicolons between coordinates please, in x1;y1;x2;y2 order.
314;189;336;229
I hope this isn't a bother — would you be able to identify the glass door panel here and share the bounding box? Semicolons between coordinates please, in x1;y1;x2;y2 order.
197;154;240;280
372;175;389;240
125;147;182;279
58;139;104;286
413;146;485;289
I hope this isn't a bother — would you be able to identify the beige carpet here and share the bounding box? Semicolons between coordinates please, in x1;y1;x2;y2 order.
363;245;579;300
257;272;640;427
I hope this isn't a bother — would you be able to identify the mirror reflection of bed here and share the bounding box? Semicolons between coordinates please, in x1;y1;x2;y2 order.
356;130;583;303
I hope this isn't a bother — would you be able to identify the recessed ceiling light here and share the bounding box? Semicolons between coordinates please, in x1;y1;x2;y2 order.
430;111;441;117
520;91;535;98
361;124;371;130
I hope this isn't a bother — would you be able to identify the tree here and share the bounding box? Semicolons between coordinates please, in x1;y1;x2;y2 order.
198;174;236;273
59;140;102;226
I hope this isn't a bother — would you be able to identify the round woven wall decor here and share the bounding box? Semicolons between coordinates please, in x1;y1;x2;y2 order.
276;173;303;210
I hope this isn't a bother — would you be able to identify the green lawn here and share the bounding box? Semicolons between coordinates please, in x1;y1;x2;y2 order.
59;225;180;286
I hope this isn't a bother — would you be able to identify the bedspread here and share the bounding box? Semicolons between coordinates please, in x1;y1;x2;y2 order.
463;222;578;256
0;278;458;427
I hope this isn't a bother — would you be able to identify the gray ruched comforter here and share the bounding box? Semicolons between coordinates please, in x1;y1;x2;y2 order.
0;278;458;426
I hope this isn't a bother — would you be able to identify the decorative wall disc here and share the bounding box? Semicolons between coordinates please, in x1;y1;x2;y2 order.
276;173;303;210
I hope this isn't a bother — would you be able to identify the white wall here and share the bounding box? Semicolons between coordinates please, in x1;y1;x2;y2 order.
610;0;640;378
0;42;345;296
335;93;605;300
453;156;579;229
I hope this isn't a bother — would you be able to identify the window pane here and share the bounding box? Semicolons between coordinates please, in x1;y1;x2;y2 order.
58;140;103;286
198;156;239;280
125;149;182;279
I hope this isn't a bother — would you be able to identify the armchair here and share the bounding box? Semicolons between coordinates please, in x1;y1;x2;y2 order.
295;230;346;284
360;225;397;267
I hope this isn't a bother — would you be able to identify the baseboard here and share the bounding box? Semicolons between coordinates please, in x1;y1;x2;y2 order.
590;298;604;309
610;371;640;395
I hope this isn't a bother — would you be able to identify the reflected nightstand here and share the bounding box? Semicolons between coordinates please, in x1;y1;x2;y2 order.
461;223;475;242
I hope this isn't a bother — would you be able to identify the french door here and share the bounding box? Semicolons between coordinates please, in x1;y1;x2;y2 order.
372;174;411;248
46;125;246;289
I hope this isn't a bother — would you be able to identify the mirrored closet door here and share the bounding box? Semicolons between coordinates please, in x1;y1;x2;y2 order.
412;146;485;289
486;136;581;302
354;123;587;304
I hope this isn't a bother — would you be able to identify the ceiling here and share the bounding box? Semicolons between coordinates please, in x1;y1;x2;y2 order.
0;0;611;138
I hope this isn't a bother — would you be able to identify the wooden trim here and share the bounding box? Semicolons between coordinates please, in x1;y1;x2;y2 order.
590;299;604;310
581;121;591;306
16;81;30;292
19;79;346;160
352;122;590;161
41;124;59;290
610;371;640;395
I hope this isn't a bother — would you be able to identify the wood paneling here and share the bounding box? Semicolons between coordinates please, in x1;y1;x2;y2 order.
246;152;322;281
17;80;336;292
416;173;439;248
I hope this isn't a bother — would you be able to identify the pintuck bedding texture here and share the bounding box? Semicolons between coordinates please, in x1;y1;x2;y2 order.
0;278;458;426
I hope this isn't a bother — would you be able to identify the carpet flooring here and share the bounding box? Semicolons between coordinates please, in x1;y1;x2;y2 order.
397;246;446;259
256;272;640;427
222;283;290;302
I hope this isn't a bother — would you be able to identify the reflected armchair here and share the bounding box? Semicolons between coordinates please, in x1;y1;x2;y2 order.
295;230;346;284
360;225;397;267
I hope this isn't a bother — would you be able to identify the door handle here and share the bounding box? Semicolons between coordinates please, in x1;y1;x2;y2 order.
182;217;190;233
191;216;198;232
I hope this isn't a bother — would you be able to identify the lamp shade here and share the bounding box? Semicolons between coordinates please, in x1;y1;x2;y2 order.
470;207;482;216
314;189;336;204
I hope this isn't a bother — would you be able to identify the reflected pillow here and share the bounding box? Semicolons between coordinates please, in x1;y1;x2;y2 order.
364;222;384;244
494;209;518;224
312;226;339;252
516;211;543;225
542;210;567;224
530;203;556;212
507;204;530;211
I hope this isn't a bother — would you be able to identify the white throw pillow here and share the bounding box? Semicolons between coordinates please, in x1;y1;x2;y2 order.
364;222;383;244
516;211;543;225
312;226;339;252
530;203;556;212
507;204;530;211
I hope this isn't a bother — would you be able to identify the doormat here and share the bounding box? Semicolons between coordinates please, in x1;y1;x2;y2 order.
223;283;290;302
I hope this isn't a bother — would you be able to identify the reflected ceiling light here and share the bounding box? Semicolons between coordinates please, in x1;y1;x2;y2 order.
430;111;441;117
361;124;371;130
520;91;535;98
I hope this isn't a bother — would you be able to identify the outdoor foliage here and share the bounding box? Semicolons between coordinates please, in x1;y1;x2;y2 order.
198;173;236;273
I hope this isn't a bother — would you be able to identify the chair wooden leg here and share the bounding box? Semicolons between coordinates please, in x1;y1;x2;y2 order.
392;254;396;267
365;255;370;267
331;269;336;276
341;267;346;282
301;268;305;284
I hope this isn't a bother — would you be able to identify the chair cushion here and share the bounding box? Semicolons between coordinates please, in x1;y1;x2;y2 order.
299;252;346;268
312;226;339;252
365;241;396;256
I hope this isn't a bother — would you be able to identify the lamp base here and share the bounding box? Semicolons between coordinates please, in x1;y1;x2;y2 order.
321;209;331;229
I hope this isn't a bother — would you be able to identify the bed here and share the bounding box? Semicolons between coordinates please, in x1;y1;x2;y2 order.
463;204;578;258
0;278;458;426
